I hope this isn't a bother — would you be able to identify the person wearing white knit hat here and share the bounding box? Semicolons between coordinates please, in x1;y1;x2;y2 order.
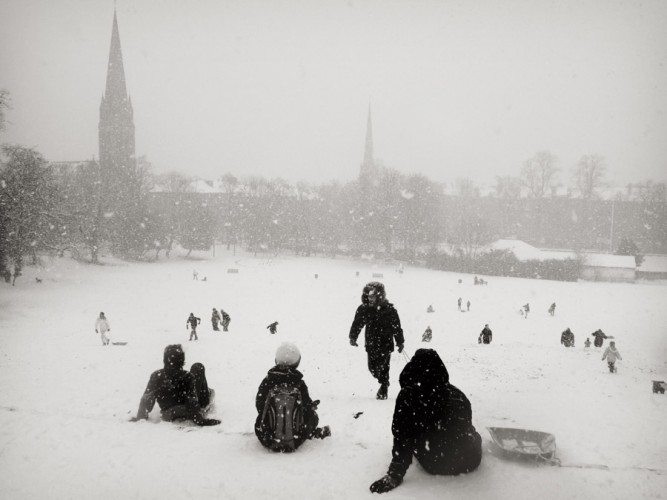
255;342;330;451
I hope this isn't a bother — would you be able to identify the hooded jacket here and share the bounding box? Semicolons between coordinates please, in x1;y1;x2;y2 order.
386;349;481;479
349;282;404;354
602;345;622;363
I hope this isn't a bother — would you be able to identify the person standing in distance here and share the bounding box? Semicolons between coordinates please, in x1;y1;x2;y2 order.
349;282;405;400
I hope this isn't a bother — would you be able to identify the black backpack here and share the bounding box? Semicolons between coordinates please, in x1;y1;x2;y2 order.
259;382;305;452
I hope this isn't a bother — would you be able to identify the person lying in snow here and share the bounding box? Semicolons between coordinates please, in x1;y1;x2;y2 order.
131;344;219;426
254;342;330;452
370;348;482;494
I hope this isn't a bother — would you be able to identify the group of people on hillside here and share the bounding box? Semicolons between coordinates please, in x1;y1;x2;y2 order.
130;281;482;494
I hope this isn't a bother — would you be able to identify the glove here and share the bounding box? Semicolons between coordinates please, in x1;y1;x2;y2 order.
310;399;320;410
350;339;358;347
397;344;404;353
370;475;402;494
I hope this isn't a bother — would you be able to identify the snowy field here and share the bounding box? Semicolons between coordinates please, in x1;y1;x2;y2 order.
1;247;666;500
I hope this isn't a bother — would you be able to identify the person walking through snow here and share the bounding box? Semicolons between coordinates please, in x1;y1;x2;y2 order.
602;341;622;373
211;308;221;331
95;312;111;346
349;282;405;400
186;313;201;341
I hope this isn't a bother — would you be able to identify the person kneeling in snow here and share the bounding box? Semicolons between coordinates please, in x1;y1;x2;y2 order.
131;344;219;426
255;342;330;452
370;348;482;494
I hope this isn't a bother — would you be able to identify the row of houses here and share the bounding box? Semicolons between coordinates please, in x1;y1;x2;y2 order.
485;239;667;282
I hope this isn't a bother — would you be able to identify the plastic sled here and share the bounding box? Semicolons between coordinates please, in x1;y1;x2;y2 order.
112;342;128;346
487;427;556;461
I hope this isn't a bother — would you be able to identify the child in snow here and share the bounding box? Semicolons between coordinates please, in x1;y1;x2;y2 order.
457;297;462;311
211;308;221;331
369;349;481;494
221;309;231;331
95;312;111;346
254;342;330;451
267;321;279;334
548;302;556;316
422;327;432;342
523;303;530;319
560;328;575;348
584;338;591;348
478;324;492;344
186;313;201;341
426;305;435;313
591;329;611;348
131;344;219;426
602;341;622;373
466;300;471;312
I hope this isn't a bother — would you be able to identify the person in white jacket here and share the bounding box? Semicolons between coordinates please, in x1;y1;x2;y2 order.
95;312;111;346
601;341;622;373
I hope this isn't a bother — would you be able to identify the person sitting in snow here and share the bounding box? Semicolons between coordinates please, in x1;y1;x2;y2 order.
131;344;219;426
254;342;330;451
211;308;221;331
95;312;111;346
186;313;201;341
584;338;591;348
478;324;492;345
220;309;231;332
602;341;622;373
426;304;435;313
591;329;612;348
560;328;575;348
422;326;432;342
369;348;482;494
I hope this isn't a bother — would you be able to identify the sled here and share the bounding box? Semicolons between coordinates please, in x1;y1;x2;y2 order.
112;342;128;346
487;427;556;460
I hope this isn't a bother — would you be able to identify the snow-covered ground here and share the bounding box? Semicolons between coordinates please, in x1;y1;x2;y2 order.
1;247;666;500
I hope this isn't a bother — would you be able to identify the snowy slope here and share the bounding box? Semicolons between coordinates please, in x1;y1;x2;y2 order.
1;248;666;500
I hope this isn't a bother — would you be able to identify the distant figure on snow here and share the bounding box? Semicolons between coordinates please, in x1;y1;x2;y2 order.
478;324;492;345
474;276;479;285
131;344;219;426
522;303;530;319
560;328;575;348
186;313;201;341
591;329;612;348
548;302;556;316
369;349;481;494
457;297;462;311
349;282;405;400
422;326;432;342
254;342;330;452
584;338;591;348
95;312;111;346
221;309;231;332
211;308;221;331
192;269;199;280
426;304;435;313
267;321;279;335
602;341;622;373
466;300;471;312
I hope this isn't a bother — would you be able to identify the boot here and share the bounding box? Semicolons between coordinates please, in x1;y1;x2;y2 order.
313;426;331;439
376;383;389;400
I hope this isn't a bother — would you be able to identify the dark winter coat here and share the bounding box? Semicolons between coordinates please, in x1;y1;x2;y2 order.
349;302;404;355
187;315;200;329
561;329;575;347
137;367;200;418
254;365;318;449
385;349;482;479
591;329;608;348
478;327;492;344
211;310;221;324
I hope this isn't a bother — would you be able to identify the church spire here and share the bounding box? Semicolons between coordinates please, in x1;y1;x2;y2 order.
104;9;128;103
360;104;376;179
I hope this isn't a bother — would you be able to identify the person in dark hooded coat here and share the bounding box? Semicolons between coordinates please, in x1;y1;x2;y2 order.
131;344;219;426
370;348;482;494
349;282;405;400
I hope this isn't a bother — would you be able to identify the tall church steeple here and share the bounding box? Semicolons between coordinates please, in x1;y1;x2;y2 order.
360;104;376;179
99;9;135;178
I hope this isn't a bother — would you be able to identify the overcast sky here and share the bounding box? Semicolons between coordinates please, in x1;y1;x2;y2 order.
1;0;666;187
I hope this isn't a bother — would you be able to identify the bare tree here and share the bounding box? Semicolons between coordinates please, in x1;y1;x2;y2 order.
521;151;559;198
494;175;522;199
572;154;606;199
